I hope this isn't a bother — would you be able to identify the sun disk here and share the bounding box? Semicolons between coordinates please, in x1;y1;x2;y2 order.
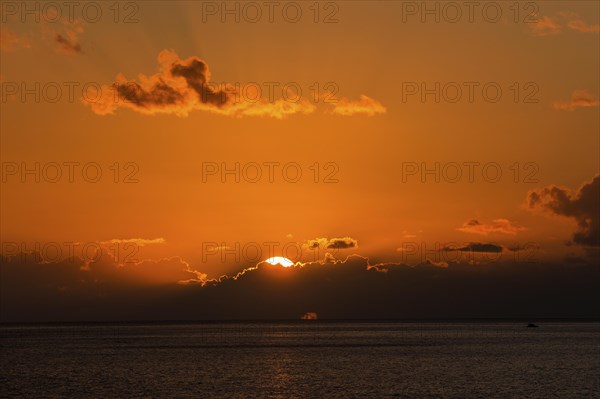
265;256;294;267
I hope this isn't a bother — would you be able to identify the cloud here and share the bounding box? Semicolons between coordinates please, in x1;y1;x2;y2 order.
553;90;599;111
301;312;318;320
0;28;32;52
530;16;561;36
84;50;316;118
329;95;386;116
43;16;84;55
305;237;358;250
531;13;599;36
112;256;207;285
566;19;600;33
457;219;526;236
84;50;382;119
1;249;206;286
2;14;84;54
442;243;504;253
526;175;599;247
326;237;359;249
54;32;82;54
100;238;166;247
2;252;598;321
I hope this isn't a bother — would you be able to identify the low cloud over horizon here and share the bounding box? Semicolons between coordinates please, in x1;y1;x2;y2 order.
2;247;598;322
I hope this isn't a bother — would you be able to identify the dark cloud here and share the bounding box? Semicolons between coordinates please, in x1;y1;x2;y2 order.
54;33;81;54
305;237;358;250
170;58;231;107
45;19;85;55
114;80;186;109
527;175;599;247
2;252;598;322
84;50;316;118
308;241;320;250
326;237;358;249
84;50;383;119
443;243;504;253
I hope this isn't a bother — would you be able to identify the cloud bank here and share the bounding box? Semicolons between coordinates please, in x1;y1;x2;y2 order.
2;250;598;322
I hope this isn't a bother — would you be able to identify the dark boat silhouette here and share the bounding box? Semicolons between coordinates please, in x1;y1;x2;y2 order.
526;323;539;328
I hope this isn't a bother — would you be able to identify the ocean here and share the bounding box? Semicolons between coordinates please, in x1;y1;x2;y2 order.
1;321;598;398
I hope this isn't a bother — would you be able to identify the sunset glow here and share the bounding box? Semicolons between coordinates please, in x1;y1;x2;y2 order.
1;1;599;397
0;0;598;328
265;257;295;267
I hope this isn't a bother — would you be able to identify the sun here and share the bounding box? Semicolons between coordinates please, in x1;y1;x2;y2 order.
265;256;294;267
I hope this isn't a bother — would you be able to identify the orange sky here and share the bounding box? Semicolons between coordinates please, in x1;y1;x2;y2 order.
1;1;598;288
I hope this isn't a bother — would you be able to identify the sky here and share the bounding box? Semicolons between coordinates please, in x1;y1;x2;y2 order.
0;1;599;321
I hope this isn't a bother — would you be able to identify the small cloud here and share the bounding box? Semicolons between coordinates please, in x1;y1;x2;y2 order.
0;29;32;52
402;230;418;238
101;238;166;247
531;12;599;36
566;19;600;33
329;95;386;116
1;17;84;55
443;243;504;253
301;312;318;320
306;238;326;250
54;33;82;54
553;90;599;111
530;16;561;36
305;237;358;250
40;17;85;55
457;219;526;236
326;237;358;249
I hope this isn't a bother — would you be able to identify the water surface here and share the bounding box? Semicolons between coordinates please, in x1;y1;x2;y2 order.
1;322;598;398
